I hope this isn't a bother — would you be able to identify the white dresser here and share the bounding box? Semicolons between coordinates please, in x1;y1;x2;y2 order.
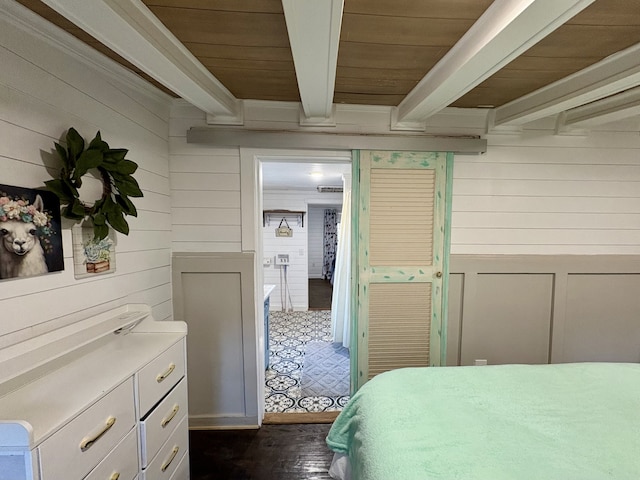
0;304;189;480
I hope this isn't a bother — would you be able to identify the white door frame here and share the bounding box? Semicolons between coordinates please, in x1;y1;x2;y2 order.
239;147;351;423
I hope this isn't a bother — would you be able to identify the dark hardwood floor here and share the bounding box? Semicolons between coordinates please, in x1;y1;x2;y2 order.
189;424;334;480
308;278;333;310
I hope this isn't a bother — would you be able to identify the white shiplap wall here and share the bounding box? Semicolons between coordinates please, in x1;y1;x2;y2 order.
0;4;173;347
169;104;242;253
263;211;307;311
172;101;640;259
451;128;640;254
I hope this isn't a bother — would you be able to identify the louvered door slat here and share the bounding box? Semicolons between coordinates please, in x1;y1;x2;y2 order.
369;168;435;266
368;283;431;378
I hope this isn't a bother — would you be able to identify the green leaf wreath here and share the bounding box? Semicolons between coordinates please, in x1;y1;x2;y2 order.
44;127;143;240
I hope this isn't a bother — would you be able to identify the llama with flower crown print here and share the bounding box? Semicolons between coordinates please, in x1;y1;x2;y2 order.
0;184;63;280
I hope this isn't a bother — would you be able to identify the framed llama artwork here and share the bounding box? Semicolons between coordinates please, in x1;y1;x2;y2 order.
0;183;64;280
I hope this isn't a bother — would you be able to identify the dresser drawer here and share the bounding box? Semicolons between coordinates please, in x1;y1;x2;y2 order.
136;341;185;416
139;378;188;467
140;415;188;480
85;427;138;480
168;448;189;480
38;378;135;480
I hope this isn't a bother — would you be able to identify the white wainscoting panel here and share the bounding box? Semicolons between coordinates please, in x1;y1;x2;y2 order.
172;252;258;428
448;255;640;366
563;274;640;363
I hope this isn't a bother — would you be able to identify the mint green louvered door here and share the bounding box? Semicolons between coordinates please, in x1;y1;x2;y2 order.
353;150;452;390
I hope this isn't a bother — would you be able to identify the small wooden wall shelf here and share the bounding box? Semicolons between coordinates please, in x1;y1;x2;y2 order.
263;209;305;227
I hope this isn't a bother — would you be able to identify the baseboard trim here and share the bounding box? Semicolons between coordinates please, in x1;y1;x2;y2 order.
263;412;339;424
189;415;259;429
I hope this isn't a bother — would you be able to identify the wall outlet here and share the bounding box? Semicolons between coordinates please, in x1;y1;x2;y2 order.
276;254;290;265
474;359;488;366
263;257;271;266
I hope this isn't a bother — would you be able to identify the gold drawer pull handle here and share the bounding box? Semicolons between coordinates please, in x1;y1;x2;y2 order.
110;473;120;480
161;404;180;428
156;363;176;383
80;417;116;451
161;446;179;472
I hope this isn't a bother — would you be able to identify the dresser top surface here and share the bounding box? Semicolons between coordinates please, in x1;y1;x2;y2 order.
0;305;186;448
0;331;184;448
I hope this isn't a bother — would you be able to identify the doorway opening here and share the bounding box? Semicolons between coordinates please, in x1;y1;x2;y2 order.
259;157;351;422
307;203;341;310
308;277;333;310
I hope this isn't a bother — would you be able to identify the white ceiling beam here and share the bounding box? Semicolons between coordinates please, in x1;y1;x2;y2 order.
496;43;640;126
393;0;595;128
559;86;640;129
282;0;344;124
40;0;242;122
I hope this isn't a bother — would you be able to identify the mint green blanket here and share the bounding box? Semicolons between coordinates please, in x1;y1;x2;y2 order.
327;363;640;480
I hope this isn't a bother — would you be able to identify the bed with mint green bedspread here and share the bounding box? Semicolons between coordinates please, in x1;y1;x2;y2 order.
326;363;640;480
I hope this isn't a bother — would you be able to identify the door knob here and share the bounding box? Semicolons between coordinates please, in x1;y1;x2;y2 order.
435;271;442;278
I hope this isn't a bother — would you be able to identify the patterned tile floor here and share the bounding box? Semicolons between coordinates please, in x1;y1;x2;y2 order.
265;310;350;413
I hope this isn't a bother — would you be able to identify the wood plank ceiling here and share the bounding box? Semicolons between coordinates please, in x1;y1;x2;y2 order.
12;0;640;125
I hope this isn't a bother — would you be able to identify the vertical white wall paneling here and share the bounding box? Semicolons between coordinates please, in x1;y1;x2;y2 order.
263;207;308;311
307;207;325;278
0;4;174;347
